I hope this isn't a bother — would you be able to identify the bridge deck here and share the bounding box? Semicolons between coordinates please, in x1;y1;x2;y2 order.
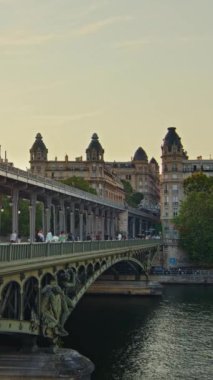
0;240;162;274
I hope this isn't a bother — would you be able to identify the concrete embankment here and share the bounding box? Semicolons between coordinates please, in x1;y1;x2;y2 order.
87;280;163;296
98;273;213;286
150;274;213;284
0;349;94;380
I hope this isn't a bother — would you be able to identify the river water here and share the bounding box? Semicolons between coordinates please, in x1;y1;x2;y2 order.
64;285;213;380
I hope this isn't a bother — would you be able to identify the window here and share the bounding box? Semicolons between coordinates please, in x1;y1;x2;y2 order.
172;184;178;191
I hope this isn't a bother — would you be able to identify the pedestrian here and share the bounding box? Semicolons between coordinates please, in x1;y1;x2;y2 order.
67;232;74;241
46;230;53;243
36;229;44;242
10;231;17;243
59;231;66;242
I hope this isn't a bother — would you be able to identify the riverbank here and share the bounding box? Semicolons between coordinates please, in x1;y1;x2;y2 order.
99;273;213;285
87;280;163;296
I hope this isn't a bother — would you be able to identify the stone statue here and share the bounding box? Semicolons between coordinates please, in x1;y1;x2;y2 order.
40;282;73;339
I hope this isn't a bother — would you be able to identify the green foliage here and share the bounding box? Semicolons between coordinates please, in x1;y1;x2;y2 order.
121;179;143;207
0;196;43;238
183;172;213;195
174;190;213;265
61;176;97;195
121;180;133;194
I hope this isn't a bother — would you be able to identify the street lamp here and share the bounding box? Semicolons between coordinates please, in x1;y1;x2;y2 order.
0;206;5;242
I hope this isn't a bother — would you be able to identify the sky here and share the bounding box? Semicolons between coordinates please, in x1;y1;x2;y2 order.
0;0;213;170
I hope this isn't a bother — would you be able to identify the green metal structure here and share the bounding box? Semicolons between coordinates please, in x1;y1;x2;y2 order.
0;240;162;344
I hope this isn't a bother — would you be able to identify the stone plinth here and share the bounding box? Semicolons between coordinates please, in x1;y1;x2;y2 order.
0;349;94;380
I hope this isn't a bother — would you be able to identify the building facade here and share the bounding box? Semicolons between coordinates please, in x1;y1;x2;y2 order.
161;127;213;266
106;147;160;209
30;133;124;204
29;133;160;210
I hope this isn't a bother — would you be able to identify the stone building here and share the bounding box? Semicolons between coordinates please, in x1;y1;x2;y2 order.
30;132;124;204
30;133;160;212
161;127;213;266
106;147;160;208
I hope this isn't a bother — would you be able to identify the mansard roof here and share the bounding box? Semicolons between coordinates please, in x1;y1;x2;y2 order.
150;157;159;166
133;147;148;162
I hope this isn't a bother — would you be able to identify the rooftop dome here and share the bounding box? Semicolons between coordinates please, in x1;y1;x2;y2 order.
150;157;159;166
163;127;183;151
133;147;148;162
30;133;47;152
86;133;104;161
30;133;48;162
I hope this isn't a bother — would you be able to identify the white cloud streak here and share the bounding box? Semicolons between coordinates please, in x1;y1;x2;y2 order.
114;39;151;50
75;15;133;36
0;31;55;47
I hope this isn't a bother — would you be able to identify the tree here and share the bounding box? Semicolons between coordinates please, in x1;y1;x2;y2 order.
0;196;43;239
61;176;97;195
183;172;213;195
174;175;213;265
121;179;143;207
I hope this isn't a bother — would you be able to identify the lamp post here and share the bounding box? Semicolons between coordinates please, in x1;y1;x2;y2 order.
0;206;4;242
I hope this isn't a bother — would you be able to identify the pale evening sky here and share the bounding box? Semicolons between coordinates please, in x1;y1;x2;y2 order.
0;0;212;170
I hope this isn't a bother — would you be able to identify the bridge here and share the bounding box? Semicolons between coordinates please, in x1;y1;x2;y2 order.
0;163;159;242
0;239;162;347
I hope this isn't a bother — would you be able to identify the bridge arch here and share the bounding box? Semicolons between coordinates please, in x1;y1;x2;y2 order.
72;255;147;308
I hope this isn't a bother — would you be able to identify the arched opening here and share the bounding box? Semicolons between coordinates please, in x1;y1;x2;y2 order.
0;281;21;319
78;265;86;285
86;263;94;280
23;277;39;320
41;273;55;288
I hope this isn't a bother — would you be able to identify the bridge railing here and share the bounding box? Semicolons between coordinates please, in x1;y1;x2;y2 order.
0;240;162;263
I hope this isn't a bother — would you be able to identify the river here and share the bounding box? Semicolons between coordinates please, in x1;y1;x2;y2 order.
64;285;213;380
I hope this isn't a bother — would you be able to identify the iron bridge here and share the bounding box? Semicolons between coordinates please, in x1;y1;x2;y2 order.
0;239;162;344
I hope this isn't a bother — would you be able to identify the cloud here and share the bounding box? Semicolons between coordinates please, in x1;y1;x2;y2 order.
75;15;133;36
0;31;55;47
114;39;151;50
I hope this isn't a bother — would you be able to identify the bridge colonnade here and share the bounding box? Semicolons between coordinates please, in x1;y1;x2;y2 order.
0;163;159;243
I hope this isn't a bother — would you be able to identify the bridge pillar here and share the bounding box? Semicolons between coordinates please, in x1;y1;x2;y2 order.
52;205;57;235
44;196;52;236
106;210;110;239
69;202;75;236
29;193;37;242
79;203;84;241
11;188;19;236
110;211;116;240
101;209;105;240
118;210;128;238
59;200;65;233
86;206;92;238
132;217;136;238
139;218;142;236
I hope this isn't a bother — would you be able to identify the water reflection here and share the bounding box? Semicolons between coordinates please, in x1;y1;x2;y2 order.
64;286;213;380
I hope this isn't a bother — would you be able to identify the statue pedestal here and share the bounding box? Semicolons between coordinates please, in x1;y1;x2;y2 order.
0;348;94;380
